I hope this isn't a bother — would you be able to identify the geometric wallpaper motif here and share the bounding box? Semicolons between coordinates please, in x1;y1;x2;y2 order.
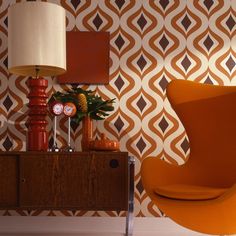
0;0;236;217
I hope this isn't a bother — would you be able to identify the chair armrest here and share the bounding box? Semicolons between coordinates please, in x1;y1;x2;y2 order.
141;157;187;197
216;184;236;202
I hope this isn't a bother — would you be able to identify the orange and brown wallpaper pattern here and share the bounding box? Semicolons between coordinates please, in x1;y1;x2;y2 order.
0;0;236;216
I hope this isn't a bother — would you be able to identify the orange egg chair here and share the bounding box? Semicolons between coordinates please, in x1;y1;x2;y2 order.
141;79;236;235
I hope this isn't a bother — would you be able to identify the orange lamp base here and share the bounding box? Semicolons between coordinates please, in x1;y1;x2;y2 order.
27;77;48;151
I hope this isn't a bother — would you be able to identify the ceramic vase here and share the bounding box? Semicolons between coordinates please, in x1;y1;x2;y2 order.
81;116;93;151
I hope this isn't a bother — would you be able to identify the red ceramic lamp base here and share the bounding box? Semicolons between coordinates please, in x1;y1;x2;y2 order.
27;77;48;151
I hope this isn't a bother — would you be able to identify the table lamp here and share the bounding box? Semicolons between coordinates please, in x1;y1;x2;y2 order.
8;2;66;151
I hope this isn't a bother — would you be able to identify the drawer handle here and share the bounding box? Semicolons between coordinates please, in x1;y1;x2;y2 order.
109;159;119;168
21;178;26;183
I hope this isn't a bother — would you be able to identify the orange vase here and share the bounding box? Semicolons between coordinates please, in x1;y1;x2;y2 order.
81;116;93;151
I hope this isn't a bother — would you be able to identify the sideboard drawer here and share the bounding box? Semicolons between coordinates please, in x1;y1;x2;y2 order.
0;155;18;207
19;153;90;208
89;152;128;210
19;152;128;210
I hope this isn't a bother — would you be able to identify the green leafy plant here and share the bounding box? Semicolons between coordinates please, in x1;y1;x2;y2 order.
49;87;115;123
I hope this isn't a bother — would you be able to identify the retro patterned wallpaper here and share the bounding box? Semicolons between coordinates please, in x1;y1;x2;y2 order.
0;0;236;217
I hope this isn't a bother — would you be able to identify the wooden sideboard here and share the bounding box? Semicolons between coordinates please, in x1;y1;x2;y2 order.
0;151;134;235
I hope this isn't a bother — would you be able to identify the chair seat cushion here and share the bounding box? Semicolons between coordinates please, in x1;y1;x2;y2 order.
154;184;228;200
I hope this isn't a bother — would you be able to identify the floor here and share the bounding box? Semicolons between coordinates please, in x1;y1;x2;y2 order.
0;216;217;236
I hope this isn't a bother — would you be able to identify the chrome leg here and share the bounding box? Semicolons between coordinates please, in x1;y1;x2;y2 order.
64;117;73;152
50;116;60;152
126;156;135;236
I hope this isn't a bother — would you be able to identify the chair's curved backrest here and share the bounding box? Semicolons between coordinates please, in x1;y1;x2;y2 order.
167;80;236;187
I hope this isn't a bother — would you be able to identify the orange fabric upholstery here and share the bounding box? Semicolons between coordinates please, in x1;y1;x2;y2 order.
141;80;236;235
155;184;227;200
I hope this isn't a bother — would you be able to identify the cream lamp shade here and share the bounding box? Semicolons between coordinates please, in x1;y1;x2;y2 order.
8;2;66;77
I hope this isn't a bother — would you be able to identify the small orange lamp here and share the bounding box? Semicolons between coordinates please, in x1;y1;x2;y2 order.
8;2;66;151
